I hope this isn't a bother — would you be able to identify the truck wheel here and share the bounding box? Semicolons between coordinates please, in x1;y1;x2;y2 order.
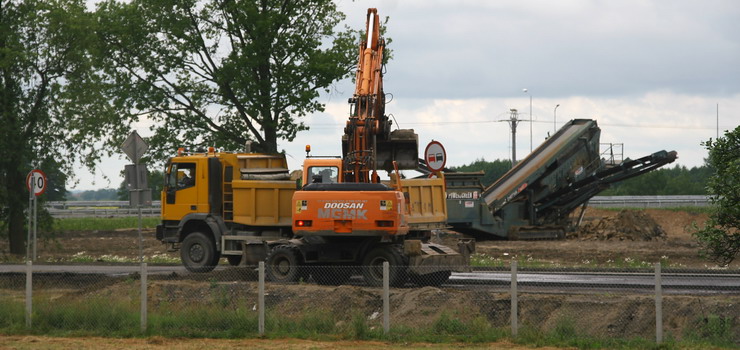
410;271;451;287
311;265;353;285
361;245;408;287
226;255;242;266
265;245;303;283
181;231;218;273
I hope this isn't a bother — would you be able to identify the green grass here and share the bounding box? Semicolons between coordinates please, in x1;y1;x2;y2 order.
65;252;180;264
470;252;678;269
0;298;735;348
52;217;160;231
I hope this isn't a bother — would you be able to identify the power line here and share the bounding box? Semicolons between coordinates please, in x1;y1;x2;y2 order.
306;120;733;130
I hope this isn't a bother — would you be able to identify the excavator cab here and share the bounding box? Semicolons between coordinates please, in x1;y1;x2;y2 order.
301;157;343;187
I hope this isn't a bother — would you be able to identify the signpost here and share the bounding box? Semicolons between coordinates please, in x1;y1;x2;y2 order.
121;131;150;262
26;169;47;261
424;140;447;173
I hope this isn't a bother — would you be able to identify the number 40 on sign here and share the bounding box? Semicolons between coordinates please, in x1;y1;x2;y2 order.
26;169;47;197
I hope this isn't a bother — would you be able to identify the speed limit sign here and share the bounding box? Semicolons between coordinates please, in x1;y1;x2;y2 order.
26;169;47;197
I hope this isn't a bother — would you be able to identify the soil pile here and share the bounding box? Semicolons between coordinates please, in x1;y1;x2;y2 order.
570;210;667;241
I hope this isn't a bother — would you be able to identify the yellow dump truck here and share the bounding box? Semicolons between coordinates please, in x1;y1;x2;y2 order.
156;149;472;286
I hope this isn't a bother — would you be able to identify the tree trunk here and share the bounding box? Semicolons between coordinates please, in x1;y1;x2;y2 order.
6;160;27;255
263;126;278;154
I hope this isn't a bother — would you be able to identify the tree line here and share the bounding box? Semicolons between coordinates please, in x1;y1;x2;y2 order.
451;159;711;195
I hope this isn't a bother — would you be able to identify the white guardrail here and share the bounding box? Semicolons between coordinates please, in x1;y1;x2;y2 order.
587;195;710;208
45;195;710;218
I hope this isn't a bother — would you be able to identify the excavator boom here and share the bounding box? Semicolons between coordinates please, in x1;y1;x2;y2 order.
342;8;417;182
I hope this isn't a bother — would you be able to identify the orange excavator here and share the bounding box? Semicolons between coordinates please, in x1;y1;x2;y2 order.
341;8;418;182
155;8;468;287
264;8;469;286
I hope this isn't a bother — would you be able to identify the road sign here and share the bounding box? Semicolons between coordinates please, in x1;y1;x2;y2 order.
121;131;148;164
424;141;446;172
125;164;149;189
130;189;153;207
26;169;47;197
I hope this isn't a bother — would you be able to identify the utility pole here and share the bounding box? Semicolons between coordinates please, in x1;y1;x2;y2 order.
500;109;522;166
523;88;533;152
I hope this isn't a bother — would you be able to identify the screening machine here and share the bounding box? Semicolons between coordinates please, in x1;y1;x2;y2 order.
443;119;677;240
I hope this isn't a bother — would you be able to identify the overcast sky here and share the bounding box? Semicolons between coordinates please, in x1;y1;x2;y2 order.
75;0;739;190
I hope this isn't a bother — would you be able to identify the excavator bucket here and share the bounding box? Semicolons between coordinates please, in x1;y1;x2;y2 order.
376;129;419;171
343;128;419;172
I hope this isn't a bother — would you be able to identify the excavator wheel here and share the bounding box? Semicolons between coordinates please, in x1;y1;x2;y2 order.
265;245;304;283
361;245;408;287
410;271;451;287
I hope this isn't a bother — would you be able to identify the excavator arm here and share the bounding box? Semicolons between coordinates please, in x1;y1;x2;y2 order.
342;8;417;182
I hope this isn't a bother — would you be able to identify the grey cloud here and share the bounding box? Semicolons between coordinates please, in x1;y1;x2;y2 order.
341;0;740;99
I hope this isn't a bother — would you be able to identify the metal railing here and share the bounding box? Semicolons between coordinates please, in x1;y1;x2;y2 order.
589;195;709;208
3;262;738;344
44;196;710;218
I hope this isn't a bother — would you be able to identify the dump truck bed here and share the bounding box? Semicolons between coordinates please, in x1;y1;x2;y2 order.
399;177;447;230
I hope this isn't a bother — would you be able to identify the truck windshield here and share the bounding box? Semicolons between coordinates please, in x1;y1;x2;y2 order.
168;162;196;189
308;166;339;183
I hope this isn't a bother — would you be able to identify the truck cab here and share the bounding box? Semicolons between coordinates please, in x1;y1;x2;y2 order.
161;154;212;222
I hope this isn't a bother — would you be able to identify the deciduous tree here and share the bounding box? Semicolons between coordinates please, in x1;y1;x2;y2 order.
694;126;740;265
1;0;124;254
94;0;360;159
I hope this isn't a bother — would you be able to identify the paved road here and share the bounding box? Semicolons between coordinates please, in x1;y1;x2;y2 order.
2;264;739;294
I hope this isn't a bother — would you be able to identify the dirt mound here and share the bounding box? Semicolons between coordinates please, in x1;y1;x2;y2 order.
570;210;667;241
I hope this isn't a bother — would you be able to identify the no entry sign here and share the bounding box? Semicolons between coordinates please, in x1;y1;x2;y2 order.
26;169;47;197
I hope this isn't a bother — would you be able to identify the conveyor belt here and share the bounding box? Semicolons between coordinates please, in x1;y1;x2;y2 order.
482;119;597;208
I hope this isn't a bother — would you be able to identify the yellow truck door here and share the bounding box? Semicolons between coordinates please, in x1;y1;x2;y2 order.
163;160;201;220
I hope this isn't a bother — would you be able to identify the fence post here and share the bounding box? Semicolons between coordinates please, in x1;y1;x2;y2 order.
511;260;518;337
140;262;148;332
655;262;663;344
25;260;32;328
258;261;265;336
383;261;390;334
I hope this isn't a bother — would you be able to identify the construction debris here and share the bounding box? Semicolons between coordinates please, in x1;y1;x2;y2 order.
569;210;667;241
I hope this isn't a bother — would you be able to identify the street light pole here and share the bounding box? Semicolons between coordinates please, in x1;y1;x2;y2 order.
554;104;560;134
523;88;532;152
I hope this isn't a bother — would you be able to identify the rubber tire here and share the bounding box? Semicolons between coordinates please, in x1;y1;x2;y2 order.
181;231;218;273
361;245;408;287
311;266;353;286
410;271;451;287
265;245;303;283
226;255;242;266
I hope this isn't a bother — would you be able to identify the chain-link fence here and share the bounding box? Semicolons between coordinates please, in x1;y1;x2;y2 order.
0;262;738;345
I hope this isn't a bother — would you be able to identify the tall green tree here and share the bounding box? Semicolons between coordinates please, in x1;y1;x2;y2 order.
451;158;513;187
694;126;740;266
0;0;124;255
94;0;359;159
